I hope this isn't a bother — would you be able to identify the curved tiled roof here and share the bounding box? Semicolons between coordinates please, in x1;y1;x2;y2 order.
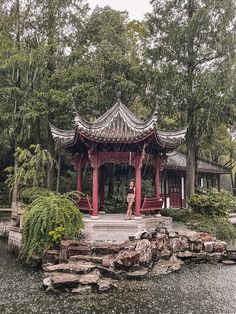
166;152;230;174
50;101;186;149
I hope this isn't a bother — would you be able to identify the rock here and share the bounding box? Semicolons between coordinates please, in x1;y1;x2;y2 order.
222;260;236;266
113;251;140;269
44;262;97;274
186;232;199;242
43;277;52;290
214;241;227;253
168;231;179;238
151;257;182;276
203;241;215;253
153;233;169;251
189;241;202;253
159;249;171;259
179;236;189;251
69;255;104;264
71;286;92;294
206;253;222;263
97;266;124;280
126;269;149;280
78;274;100;285
176;251;193;258
69;245;92;257
59;247;68;263
97;279;117;292
92;242;127;255
197;233;215;242
227;251;236;261
101;257;113;268
48;272;80;289
135;239;152;266
44;249;60;264
195;252;207;261
130;229;152;240
169;238;181;252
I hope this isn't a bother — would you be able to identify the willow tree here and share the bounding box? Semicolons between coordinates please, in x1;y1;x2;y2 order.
145;0;236;204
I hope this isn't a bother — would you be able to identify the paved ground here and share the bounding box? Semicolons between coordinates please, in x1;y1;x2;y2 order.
229;213;236;225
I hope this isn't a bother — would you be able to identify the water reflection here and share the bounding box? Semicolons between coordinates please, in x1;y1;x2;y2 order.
1;239;236;314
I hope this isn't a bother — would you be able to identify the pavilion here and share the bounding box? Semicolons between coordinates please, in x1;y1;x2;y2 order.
50;96;186;219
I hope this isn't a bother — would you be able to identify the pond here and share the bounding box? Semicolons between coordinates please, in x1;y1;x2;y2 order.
1;238;236;314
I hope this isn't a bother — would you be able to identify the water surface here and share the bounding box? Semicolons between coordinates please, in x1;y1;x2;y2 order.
0;239;236;314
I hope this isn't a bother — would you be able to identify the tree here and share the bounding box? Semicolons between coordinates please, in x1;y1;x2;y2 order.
5;144;55;194
145;0;236;204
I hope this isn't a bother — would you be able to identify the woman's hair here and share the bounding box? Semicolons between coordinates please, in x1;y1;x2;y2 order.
129;180;134;185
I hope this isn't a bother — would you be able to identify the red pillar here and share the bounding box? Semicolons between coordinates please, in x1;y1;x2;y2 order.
155;160;160;198
100;170;105;209
135;152;142;219
92;152;99;218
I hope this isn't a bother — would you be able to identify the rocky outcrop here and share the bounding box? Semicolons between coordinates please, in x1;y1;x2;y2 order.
43;228;228;295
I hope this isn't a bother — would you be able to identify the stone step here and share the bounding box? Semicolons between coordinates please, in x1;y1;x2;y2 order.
43;262;97;274
45;272;81;289
69;255;104;264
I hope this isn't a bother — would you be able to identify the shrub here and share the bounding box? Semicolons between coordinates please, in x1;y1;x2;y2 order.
188;190;236;217
161;208;190;222
20;191;84;262
161;208;236;240
186;214;236;240
104;194;126;213
19;187;50;205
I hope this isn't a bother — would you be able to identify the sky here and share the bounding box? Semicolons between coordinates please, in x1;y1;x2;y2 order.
88;0;152;20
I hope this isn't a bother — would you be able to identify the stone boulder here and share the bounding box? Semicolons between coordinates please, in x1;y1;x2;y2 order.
97;279;117;292
214;241;227;253
46;272;80;289
153;233;169;251
43;262;97;274
78;274;100;285
169;237;181;252
71;286;92;294
203;241;215;253
126;269;149;280
151;256;182;276
135;239;152;266
179;236;189;251
113;251;140;270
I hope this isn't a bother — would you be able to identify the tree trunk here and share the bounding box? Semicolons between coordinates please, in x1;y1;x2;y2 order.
12;154;18;210
46;125;55;190
185;0;197;208
56;147;61;193
186;142;196;206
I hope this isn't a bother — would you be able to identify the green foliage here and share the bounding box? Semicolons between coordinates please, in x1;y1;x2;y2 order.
104;194;126;213
188;191;236;217
161;208;190;222
161;208;236;240
19;187;50;205
20;191;84;262
5;144;56;190
187;215;236;241
49;226;66;244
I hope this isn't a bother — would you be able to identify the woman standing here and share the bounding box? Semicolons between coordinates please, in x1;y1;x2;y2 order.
125;180;135;220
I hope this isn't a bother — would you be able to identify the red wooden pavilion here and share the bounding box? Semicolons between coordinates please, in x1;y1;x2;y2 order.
50;97;186;219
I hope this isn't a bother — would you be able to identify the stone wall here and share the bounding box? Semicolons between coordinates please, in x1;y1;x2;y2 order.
0;218;11;237
8;227;23;252
43;227;228;294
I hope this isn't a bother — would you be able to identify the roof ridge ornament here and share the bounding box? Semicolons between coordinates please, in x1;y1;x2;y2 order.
116;91;122;104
